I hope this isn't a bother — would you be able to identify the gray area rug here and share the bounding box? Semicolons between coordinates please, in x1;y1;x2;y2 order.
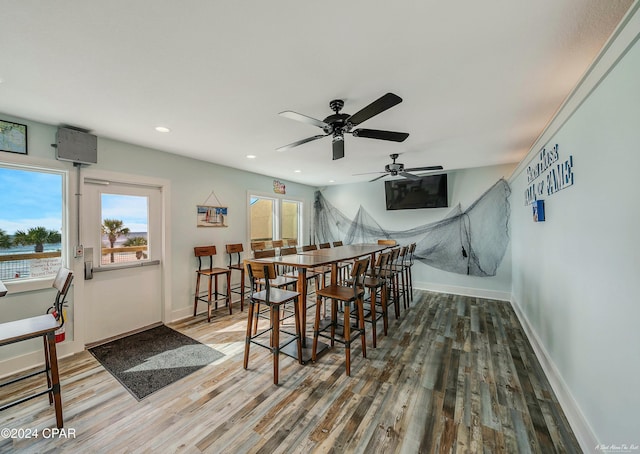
89;324;224;400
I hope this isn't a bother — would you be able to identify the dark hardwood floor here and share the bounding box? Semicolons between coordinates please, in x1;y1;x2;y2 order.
0;290;581;453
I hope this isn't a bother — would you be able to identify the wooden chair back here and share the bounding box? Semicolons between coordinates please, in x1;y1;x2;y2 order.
319;242;331;249
333;241;343;247
271;240;284;249
396;246;408;266
372;251;391;278
51;267;74;327
350;258;370;279
377;239;397;246
244;260;277;281
251;241;268;251
245;260;278;297
387;247;400;272
280;246;297;256
349;258;370;297
408;242;416;264
53;267;73;295
302;244;317;252
254;249;276;259
226;243;244;254
194;246;217;271
226;243;244;267
286;239;298;247
195;245;217;257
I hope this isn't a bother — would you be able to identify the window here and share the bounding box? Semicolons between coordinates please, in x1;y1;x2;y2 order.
281;200;300;243
249;196;274;242
101;193;149;265
0;164;64;281
249;195;302;244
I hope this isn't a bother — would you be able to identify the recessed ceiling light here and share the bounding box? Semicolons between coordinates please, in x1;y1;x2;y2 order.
246;154;256;159
155;126;170;133
329;180;335;183
294;169;301;173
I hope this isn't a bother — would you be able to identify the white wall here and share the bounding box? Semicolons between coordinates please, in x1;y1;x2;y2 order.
0;116;317;374
320;163;515;299
509;10;640;447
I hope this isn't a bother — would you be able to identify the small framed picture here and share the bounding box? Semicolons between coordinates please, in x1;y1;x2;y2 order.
0;119;28;155
197;205;228;227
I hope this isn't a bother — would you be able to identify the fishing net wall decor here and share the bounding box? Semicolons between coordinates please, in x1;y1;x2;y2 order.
314;178;511;276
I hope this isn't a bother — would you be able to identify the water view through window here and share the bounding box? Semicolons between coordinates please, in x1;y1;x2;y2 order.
0;166;63;280
101;194;149;265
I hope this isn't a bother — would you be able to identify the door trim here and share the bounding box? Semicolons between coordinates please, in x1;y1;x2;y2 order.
76;168;172;347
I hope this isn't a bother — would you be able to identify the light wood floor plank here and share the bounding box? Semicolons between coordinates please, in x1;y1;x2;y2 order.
0;290;582;453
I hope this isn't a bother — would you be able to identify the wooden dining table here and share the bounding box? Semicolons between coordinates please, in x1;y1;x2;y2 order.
254;243;389;363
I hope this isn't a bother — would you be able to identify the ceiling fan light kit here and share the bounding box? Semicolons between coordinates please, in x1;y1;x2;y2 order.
277;92;410;160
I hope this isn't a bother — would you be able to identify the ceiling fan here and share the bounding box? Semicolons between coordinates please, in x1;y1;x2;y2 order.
277;92;409;160
354;153;444;182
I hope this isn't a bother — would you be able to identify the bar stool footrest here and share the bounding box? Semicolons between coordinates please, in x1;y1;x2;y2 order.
0;386;54;411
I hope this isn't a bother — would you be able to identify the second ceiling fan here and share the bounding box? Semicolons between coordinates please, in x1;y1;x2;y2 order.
354;153;444;182
277;92;409;160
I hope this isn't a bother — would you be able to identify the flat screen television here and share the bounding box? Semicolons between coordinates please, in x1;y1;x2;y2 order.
384;174;448;210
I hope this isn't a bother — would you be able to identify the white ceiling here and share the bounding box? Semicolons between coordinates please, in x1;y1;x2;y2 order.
0;1;633;187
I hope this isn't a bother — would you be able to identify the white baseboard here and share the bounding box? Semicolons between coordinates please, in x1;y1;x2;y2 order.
510;297;598;452
414;281;511;301
170;306;196;323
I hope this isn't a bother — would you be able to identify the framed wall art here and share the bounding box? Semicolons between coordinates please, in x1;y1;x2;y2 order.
197;205;228;227
0;119;28;155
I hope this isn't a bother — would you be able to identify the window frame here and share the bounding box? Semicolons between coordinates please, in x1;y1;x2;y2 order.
99;192;151;267
281;198;303;243
247;191;304;245
0;160;68;293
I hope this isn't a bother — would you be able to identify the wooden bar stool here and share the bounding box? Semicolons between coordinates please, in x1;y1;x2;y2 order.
251;241;268;255
278;246;299;275
381;247;401;319
271;240;284;255
281;246;321;296
0;268;73;429
226;243;247;312
360;250;391;348
312;257;369;376
406;242;417;302
194;246;232;322
253;249;298;288
302;244;330;289
251;249;297;334
332;240;351;284
392;246;409;310
244;261;303;385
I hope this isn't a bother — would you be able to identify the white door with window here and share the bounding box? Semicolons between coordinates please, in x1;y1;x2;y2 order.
83;177;163;343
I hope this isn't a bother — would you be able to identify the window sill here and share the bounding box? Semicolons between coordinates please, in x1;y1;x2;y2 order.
3;277;56;295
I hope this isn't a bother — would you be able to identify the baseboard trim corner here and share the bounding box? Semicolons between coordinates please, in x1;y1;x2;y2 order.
414;281;511;301
510;296;599;452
